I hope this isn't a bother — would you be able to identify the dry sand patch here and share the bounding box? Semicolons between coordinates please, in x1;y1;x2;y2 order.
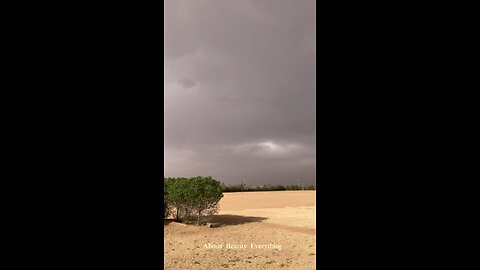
164;191;316;270
219;191;316;211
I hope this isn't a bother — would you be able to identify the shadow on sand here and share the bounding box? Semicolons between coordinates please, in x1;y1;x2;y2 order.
164;215;267;226
164;219;181;226
210;214;267;226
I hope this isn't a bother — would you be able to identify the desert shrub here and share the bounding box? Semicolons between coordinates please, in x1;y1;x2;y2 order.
181;176;223;225
164;177;188;220
164;176;223;225
163;178;177;219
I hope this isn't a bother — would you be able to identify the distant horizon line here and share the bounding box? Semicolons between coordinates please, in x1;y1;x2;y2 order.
163;176;316;185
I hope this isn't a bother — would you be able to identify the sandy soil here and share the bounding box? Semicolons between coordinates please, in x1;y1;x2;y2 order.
164;191;316;270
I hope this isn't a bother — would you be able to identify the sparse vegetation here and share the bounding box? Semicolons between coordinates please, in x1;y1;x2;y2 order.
163;177;315;223
221;183;315;192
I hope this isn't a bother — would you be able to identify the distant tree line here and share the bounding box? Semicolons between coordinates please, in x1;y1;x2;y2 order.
164;176;223;225
221;183;316;192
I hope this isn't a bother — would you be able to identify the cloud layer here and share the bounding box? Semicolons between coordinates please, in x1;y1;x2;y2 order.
164;0;316;186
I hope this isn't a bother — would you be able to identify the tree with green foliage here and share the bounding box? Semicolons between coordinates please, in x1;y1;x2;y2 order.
164;177;189;220
183;176;223;225
164;176;224;225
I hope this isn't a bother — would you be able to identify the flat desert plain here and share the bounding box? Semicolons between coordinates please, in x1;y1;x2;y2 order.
164;191;316;269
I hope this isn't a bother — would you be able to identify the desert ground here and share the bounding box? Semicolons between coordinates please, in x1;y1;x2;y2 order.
164;191;316;269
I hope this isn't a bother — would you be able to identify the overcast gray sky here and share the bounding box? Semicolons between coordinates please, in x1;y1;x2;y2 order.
164;0;316;186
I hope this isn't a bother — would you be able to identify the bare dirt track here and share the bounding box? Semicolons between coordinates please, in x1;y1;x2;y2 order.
164;191;316;270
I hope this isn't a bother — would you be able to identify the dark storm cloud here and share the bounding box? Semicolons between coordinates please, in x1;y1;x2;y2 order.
164;0;316;185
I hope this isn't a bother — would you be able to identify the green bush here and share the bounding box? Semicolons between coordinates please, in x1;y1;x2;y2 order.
164;176;223;225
